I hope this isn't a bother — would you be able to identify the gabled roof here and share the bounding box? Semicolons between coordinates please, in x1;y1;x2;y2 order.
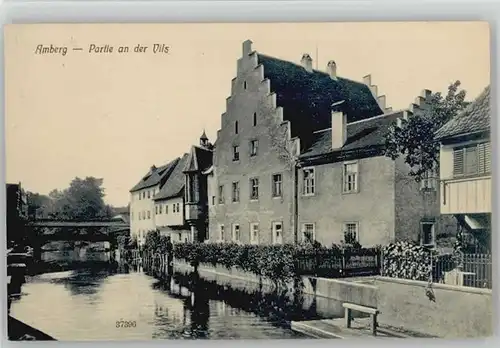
183;145;213;173
257;54;384;138
129;158;180;192
300;111;404;160
154;153;190;201
435;86;490;140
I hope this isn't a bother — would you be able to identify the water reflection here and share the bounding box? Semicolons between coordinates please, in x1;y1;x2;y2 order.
11;261;319;340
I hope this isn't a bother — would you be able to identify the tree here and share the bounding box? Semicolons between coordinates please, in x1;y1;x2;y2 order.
49;177;113;220
384;81;468;182
25;192;52;218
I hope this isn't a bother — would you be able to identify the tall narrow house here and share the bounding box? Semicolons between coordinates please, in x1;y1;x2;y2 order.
183;132;214;242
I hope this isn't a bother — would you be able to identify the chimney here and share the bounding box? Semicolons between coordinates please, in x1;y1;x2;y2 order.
301;54;313;72
327;60;337;80
331;107;347;149
150;165;157;173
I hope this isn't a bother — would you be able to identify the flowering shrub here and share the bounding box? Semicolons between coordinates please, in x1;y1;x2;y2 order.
381;241;434;281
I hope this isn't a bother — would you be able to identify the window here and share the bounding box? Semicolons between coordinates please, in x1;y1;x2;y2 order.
176;203;180;212
218;185;225;204
253;112;257;126
421;221;435;246
147;190;151;199
343;222;358;243
303;167;315;195
250;178;259;200
232;224;240;242
420;169;438;191
343;162;359;193
186;174;198;203
272;174;282;197
147;211;151;219
212;196;216;205
159;205;162;214
453;142;491;177
243;81;247;90
272;222;283;244
250;223;259;245
233;145;240;161
219;225;225;242
142;192;146;199
235;121;239;134
302;223;316;242
232;182;240;202
165;205;168;214
250;140;258;156
138;193;141;200
155;206;158;215
172;204;176;213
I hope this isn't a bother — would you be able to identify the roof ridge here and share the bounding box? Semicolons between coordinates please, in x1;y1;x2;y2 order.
257;52;364;84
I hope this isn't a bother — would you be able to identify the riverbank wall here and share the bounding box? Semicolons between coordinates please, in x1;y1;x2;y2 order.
375;276;492;338
170;260;492;338
173;260;377;307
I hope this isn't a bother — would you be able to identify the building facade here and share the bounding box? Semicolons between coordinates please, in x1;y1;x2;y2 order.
153;153;192;243
183;133;213;242
435;86;491;251
129;158;179;245
298;99;456;247
208;40;387;245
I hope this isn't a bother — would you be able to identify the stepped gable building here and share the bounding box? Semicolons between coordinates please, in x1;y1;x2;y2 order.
207;40;389;245
129;157;180;245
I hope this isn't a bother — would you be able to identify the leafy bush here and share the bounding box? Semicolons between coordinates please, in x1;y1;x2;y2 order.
142;232;380;285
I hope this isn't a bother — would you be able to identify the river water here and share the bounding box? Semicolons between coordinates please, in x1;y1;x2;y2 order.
9;252;346;340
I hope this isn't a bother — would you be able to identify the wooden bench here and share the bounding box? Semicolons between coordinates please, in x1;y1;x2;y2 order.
342;302;380;336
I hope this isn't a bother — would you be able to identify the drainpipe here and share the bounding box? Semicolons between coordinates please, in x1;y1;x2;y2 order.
293;161;299;244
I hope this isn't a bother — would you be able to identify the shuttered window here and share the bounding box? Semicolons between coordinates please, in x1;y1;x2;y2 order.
453;142;491;177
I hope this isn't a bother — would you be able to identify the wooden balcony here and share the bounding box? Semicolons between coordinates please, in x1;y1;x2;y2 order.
441;175;491;214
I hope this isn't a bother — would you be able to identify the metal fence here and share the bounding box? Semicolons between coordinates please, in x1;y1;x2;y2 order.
382;252;492;289
295;248;381;278
432;253;492;289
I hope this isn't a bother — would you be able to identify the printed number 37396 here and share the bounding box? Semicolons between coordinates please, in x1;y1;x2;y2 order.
116;320;136;328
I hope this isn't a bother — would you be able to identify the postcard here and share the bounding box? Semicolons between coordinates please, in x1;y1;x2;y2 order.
4;22;491;341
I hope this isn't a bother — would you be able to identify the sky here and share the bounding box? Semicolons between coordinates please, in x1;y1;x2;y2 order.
4;22;490;207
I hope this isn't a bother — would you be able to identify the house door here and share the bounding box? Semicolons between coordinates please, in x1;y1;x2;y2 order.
272;222;283;244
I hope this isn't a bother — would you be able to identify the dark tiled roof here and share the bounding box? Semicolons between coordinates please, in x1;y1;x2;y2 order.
183;145;213;173
154;153;190;201
257;54;384;138
129;158;180;192
435;86;490;140
300;111;404;159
